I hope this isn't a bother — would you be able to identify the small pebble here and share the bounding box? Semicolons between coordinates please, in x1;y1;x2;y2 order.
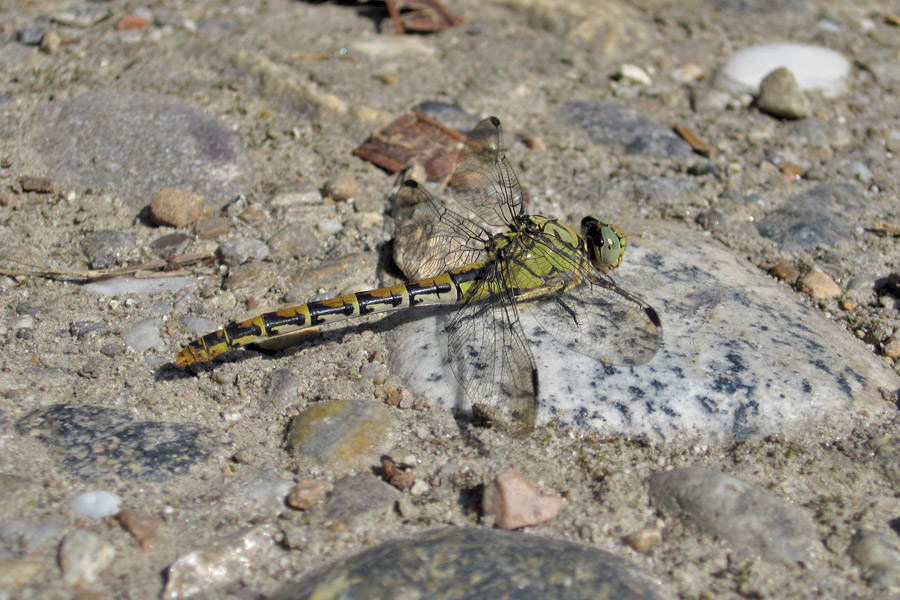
151;233;193;257
623;529;663;553
801;270;841;300
124;318;165;350
19;176;58;193
194;216;230;240
150;187;213;228
770;262;800;281
316;217;343;237
116;510;163;551
18;26;47;45
218;237;270;268
882;332;900;358
482;468;562;530
521;134;547;151
52;5;111;27
849;529;900;575
116;15;150;31
70;490;122;519
40;31;61;54
286;480;332;510
618;63;652;85
58;529;116;588
286;400;391;470
80;230;136;270
757;67;810;119
325;174;361;201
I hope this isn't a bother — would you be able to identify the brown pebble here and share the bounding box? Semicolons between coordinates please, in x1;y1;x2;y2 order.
19;176;58;194
116;15;149;31
194;216;230;239
482;468;562;530
841;300;858;311
800;270;841;300
286;480;332;510
522;134;547;152
116;509;163;551
770;262;800;281
780;163;803;179
883;332;900;358
40;31;61;54
150;187;212;227
325;174;361;201
623;528;662;553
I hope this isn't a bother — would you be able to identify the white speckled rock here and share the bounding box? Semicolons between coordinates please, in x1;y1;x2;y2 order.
386;220;898;442
714;42;851;98
69;490;122;519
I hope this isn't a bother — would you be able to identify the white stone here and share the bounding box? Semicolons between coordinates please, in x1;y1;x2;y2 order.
619;64;652;85
82;276;196;296
714;42;851;98
386;220;898;443
124;318;165;350
70;490;122;519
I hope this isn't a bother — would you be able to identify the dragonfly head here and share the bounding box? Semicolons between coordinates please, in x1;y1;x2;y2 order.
581;216;625;271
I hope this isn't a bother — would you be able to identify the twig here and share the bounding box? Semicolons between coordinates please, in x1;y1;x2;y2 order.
0;251;215;281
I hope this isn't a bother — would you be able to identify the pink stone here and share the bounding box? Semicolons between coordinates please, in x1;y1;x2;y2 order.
482;468;562;530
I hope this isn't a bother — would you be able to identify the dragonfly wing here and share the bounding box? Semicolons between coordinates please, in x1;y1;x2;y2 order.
528;266;662;366
448;117;524;227
446;268;537;438
393;180;489;280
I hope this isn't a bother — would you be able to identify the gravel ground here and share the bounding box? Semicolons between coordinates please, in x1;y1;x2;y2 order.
2;0;900;598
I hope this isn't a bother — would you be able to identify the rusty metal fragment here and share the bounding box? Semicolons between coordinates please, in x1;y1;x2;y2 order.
353;110;468;181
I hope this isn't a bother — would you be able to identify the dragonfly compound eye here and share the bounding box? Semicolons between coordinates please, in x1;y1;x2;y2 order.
598;224;625;269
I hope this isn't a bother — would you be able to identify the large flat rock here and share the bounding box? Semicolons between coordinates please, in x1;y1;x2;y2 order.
387;220;899;442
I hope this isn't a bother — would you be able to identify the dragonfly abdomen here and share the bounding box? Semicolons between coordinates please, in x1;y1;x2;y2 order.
174;263;486;366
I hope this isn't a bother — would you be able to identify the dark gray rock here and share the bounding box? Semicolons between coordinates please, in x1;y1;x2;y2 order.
560;101;692;158
756;183;863;250
16;404;220;482
272;527;669;600
80;230;136;269
320;476;399;528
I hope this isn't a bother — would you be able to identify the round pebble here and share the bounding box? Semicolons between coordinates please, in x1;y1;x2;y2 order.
80;230;136;270
757;67;810;119
286;400;392;470
194;216;230;240
801;270;842;300
325;174;361;201
69;490;122;519
59;529;116;588
150;187;213;228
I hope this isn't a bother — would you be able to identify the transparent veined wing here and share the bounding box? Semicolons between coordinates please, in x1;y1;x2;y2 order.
447;117;524;228
392;180;491;280
446;262;538;438
527;262;662;367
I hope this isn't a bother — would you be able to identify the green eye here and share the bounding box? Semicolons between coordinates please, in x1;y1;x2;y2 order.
598;225;624;268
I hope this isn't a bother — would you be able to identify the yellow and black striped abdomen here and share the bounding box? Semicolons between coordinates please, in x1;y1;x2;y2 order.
174;263;485;366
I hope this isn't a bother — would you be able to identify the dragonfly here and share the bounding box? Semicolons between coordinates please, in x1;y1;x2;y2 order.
175;117;662;437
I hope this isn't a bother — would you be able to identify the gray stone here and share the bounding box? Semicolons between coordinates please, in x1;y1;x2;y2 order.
757;67;810;119
34;90;249;208
263;369;303;412
80;230;136;270
320;476;399;527
267;222;322;260
52;5;111;27
649;467;818;564
219;237;270;268
756;183;863;250
16;404;218;482
561;101;692;158
271;527;669;600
